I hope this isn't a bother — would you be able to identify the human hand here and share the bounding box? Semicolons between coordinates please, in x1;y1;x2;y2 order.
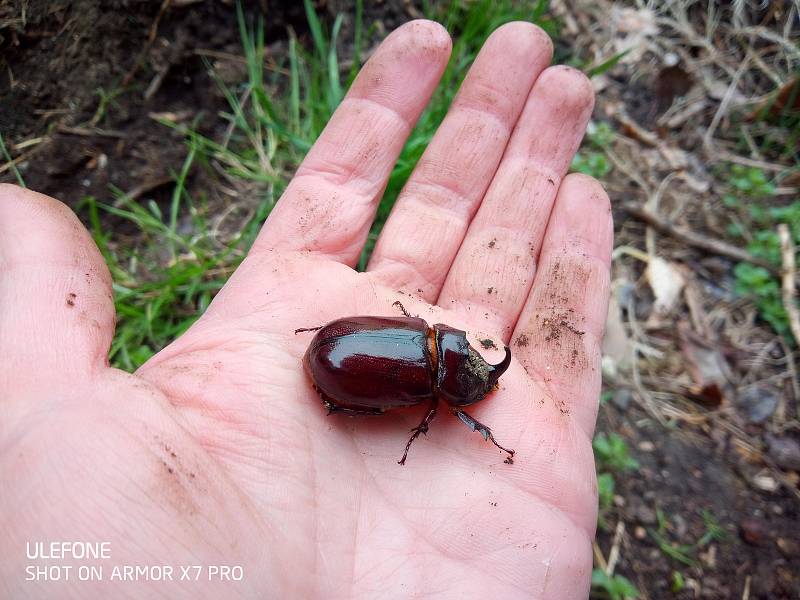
1;19;611;599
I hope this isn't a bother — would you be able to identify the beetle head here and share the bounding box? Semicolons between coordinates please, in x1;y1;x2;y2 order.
433;324;512;406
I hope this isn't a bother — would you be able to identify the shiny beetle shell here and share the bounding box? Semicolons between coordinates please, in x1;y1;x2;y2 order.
298;310;515;465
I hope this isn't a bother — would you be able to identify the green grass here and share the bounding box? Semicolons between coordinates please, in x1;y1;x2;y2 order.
593;432;639;472
571;121;614;180
591;570;639;600
747;76;800;166
723;163;799;344
647;508;726;567
593;431;638;532
591;432;640;598
84;1;556;370
0;132;26;188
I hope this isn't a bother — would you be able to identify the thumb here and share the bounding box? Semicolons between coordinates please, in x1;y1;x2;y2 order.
0;184;115;390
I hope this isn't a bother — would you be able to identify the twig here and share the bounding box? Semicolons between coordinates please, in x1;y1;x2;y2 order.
122;0;173;87
614;112;659;147
622;203;781;276
778;224;800;345
592;540;608;572
605;147;652;196
10;136;45;151
645;173;679;257
742;574;751;600
0;133;25;187
715;151;793;173
57;126;126;139
193;48;246;64
704;51;752;152
113;176;174;207
0;149;36;176
144;65;171;101
606;521;626;576
778;336;800;420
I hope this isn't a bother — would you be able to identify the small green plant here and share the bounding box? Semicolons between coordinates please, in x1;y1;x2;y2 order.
593;433;639;472
671;571;685;593
585;49;631;78
723;163;798;343
0;132;26;187
88;86;126;127
591;569;639;600
571;121;614;179
647;508;726;567
748;78;800;164
725;163;776;199
593;432;637;531
596;472;615;530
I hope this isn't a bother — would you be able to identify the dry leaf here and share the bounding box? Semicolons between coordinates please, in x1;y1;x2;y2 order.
647;257;685;315
611;7;658;63
678;322;734;408
602;281;633;376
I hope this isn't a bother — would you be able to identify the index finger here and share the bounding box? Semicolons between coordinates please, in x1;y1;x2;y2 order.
253;20;451;266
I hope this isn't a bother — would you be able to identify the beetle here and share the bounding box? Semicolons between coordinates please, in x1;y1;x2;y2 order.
296;302;514;465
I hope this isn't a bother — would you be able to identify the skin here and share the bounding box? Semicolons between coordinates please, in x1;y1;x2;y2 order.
0;20;612;599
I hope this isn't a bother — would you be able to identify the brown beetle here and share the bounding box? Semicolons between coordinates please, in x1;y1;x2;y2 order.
296;302;514;464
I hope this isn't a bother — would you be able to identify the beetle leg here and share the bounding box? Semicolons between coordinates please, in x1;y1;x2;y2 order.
453;409;515;463
294;325;324;334
323;399;385;416
391;300;414;318
398;398;438;465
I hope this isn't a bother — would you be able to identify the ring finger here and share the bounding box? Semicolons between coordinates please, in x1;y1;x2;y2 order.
437;66;595;340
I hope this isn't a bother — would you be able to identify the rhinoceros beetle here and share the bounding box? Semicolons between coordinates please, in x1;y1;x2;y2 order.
296;302;514;465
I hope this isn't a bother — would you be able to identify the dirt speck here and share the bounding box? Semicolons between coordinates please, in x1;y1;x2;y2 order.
488;238;497;249
515;334;529;347
487;286;494;295
542;318;560;342
542;314;585;342
66;292;77;307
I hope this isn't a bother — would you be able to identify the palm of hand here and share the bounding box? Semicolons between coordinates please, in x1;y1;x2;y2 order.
2;20;610;600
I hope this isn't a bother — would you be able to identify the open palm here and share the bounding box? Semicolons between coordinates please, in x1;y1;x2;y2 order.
1;20;611;599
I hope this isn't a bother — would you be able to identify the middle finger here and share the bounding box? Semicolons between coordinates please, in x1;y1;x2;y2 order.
438;65;595;340
366;22;553;300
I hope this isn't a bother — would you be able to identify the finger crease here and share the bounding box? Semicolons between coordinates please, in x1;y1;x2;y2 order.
342;95;414;133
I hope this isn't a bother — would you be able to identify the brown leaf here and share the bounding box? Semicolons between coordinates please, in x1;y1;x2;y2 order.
678;322;734;408
748;76;800;121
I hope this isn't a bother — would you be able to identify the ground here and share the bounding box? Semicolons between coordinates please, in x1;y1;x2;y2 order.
1;1;799;598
